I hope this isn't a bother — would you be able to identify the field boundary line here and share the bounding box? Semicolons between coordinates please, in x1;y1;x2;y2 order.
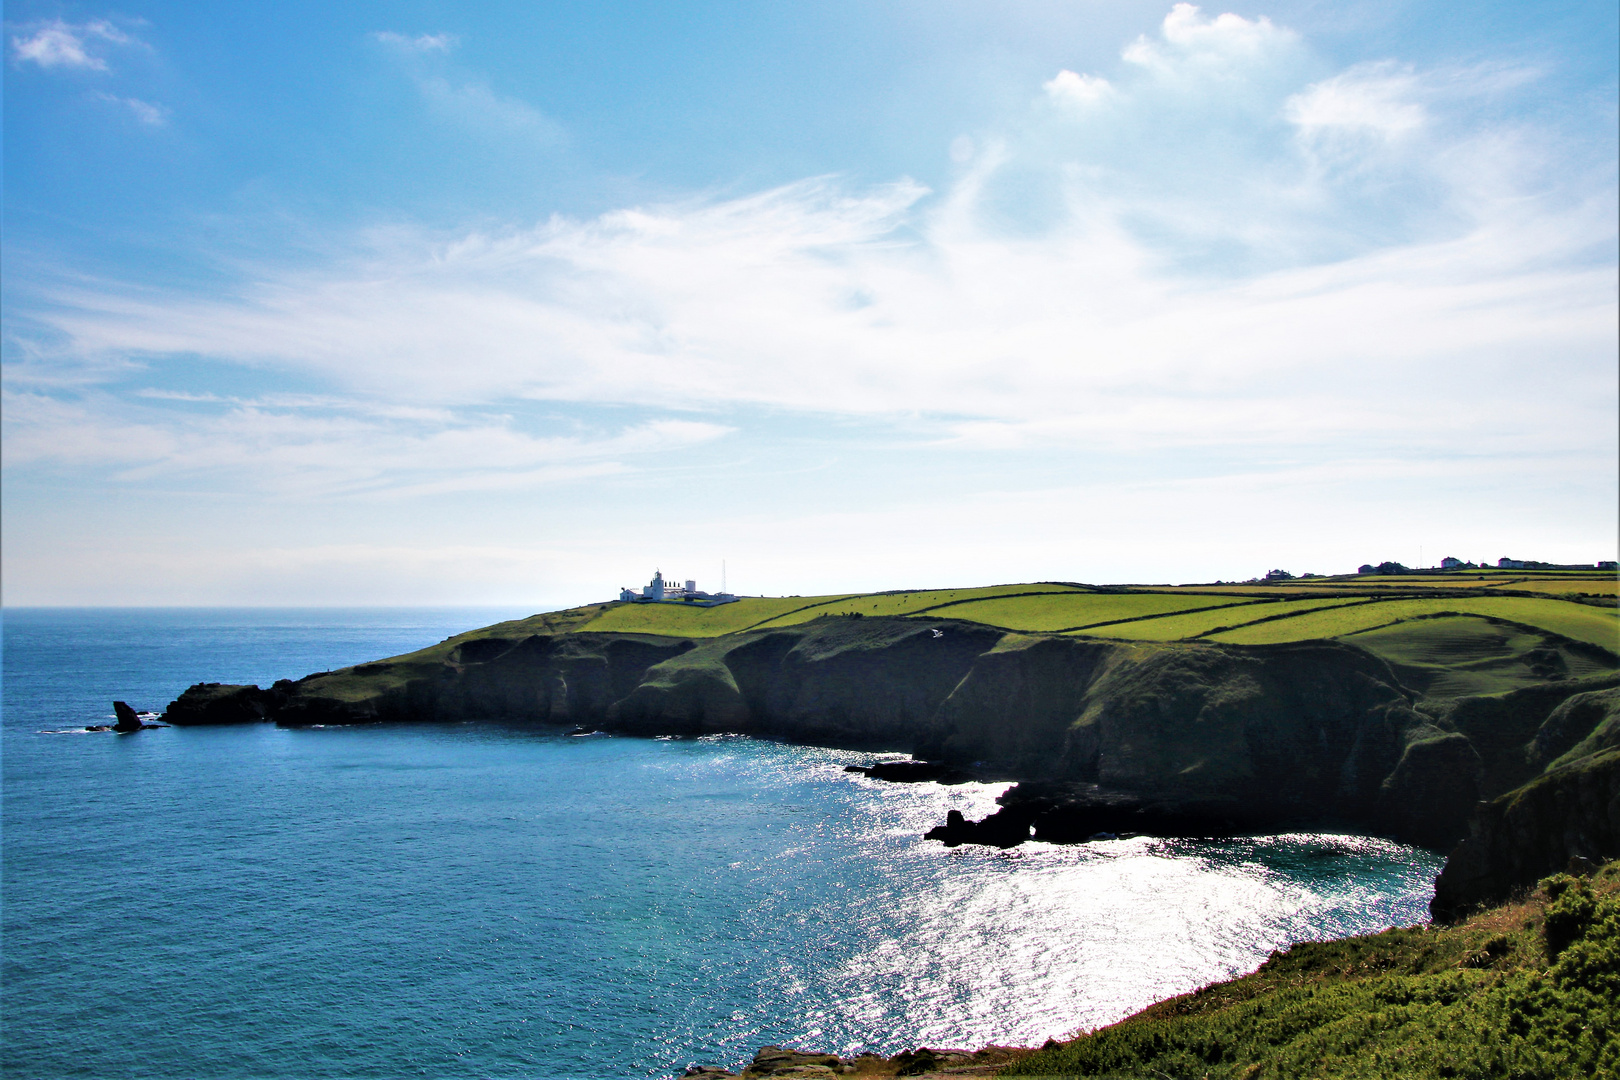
1190;598;1390;640
1050;599;1268;635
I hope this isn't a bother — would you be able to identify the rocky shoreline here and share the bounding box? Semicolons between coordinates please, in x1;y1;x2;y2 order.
149;615;1620;919
681;1043;1037;1078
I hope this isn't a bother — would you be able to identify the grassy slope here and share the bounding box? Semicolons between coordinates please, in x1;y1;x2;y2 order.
1208;597;1619;650
572;595;856;637
1144;574;1618;599
1343;616;1616;698
1080;598;1367;641
1002;864;1620;1079
904;592;1262;633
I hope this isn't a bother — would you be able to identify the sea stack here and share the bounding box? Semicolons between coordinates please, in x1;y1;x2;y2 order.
112;701;144;733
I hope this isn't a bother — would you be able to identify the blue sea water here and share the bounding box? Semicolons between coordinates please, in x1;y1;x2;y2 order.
2;608;1446;1079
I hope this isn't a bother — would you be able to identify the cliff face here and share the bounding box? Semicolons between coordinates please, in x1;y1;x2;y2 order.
160;615;1620;857
921;637;1454;836
608;619;1005;745
1431;687;1620;920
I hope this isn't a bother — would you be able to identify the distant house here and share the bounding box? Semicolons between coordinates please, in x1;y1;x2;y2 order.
1498;558;1526;569
1600;561;1618;572
1264;569;1293;581
1440;556;1464;569
1357;564;1376;574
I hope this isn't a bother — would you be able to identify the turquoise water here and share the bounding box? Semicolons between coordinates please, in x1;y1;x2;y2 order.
2;609;1445;1079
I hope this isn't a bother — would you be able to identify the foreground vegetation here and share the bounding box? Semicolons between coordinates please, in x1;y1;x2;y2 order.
1001;863;1620;1079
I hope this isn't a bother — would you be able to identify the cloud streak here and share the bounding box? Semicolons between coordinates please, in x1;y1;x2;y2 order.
8;18;139;71
94;92;168;126
1;387;731;498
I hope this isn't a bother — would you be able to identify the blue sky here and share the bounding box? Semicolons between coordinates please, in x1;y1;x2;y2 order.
3;1;1616;606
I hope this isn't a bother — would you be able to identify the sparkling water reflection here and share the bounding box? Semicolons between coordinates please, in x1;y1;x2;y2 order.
2;610;1444;1079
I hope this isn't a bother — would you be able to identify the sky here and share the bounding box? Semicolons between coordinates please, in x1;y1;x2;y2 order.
3;1;1616;607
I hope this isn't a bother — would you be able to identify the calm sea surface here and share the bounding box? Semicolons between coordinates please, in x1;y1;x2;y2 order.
2;608;1445;1079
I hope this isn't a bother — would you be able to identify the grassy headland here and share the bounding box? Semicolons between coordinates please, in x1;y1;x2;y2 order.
518;571;1618;661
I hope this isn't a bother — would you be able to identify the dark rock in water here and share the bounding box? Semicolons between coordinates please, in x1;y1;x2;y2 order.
112;701;143;733
163;683;279;725
925;807;1032;848
681;1067;736;1078
927;780;1259;849
861;760;973;784
84;725;113;732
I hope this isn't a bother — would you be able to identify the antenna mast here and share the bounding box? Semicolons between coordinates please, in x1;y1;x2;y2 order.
722;560;727;595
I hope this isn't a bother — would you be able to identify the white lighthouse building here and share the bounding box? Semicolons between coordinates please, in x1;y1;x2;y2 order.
617;569;733;605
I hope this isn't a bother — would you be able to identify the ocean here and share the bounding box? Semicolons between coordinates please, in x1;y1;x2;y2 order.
1;608;1445;1079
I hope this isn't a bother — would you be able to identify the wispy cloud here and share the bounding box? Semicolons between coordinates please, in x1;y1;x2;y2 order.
8;18;137;71
94;91;168;126
372;30;458;54
2;386;732;498
370;28;565;145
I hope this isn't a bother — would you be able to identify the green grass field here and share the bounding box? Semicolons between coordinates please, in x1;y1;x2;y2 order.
576;594;861;637
1344;615;1617;698
1076;597;1369;641
1206;596;1619;651
740;583;1089;630
893;590;1261;633
1143;573;1617;598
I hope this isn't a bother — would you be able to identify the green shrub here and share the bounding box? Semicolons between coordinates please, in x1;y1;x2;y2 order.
1001;867;1620;1079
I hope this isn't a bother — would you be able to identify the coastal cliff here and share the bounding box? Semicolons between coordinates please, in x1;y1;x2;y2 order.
1431;687;1620;920
161;614;1620;864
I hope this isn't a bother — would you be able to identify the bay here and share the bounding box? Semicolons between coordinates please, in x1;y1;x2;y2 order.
1;608;1444;1079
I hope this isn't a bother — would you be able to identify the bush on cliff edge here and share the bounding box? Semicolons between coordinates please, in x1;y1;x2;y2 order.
1002;863;1620;1079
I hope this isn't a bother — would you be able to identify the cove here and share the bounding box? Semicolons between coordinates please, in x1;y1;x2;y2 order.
2;610;1441;1079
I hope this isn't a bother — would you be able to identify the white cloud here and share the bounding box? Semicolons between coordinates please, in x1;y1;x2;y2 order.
1286;63;1425;136
9;18;135;71
1121;4;1298;73
1044;70;1114;109
373;30;458;53
95;92;168;126
17;159;1610;462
